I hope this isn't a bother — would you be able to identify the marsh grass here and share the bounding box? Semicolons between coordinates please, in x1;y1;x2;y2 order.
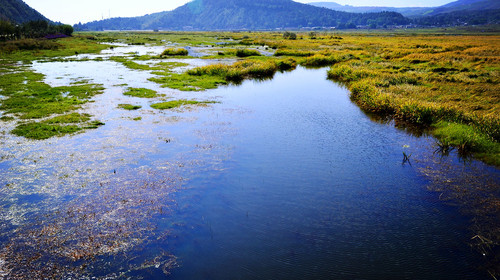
161;48;188;56
118;104;142;110
432;121;500;165
109;56;156;71
11;122;83;139
149;72;227;91
123;87;157;98
187;58;297;82
149;58;296;91
235;49;261;57
0;65;105;139
150;100;217;110
0;36;109;61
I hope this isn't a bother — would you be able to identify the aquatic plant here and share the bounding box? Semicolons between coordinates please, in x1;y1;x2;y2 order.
0;168;182;278
0;66;105;140
150;99;216;110
123;87;158;98
118;104;142;110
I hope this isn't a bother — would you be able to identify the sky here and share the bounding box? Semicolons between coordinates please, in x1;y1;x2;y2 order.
22;0;455;25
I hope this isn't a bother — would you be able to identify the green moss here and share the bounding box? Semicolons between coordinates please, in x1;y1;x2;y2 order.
118;104;142;110
150;100;216;110
123;87;157;98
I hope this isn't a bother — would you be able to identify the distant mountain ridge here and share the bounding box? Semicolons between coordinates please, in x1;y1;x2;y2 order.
79;0;410;31
310;0;500;17
421;0;500;16
0;0;49;23
308;2;428;17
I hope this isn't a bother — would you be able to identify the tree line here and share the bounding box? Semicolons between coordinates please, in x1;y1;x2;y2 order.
0;19;73;41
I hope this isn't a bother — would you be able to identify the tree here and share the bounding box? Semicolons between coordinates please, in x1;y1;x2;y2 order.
283;31;297;40
0;19;16;40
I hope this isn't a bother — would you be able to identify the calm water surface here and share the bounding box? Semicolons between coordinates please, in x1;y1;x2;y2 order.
1;59;497;279
164;68;490;279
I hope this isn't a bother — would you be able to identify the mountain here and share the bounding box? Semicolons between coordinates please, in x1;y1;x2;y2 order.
79;0;410;31
310;0;500;17
308;2;429;17
419;0;500;16
0;0;49;23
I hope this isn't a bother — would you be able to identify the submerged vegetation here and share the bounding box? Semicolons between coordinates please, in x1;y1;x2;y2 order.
151;99;217;110
118;103;142;110
0;65;105;139
123;87;158;98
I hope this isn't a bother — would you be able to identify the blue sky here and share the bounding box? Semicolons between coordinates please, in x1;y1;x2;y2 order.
23;0;454;25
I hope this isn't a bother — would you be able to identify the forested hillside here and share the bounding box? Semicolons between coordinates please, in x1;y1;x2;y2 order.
0;0;48;23
79;0;410;31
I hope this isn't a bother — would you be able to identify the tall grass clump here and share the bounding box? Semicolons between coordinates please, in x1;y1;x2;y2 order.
161;48;188;56
327;64;374;82
187;58;296;83
433;121;500;165
274;49;314;57
301;54;339;67
236;49;261;57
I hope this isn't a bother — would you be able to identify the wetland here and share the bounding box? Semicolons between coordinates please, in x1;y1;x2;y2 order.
0;31;499;279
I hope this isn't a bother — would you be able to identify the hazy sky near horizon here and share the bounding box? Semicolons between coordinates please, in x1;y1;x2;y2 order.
23;0;454;25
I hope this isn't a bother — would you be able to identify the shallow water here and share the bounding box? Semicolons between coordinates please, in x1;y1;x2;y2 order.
0;51;498;279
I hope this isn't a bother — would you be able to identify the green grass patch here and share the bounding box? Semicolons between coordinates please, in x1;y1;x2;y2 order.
118;104;142;110
123;87;157;98
236;49;261;57
187;58;297;82
149;58;296;91
149;72;227;91
432;121;500;166
274;49;314;57
0;64;105;139
150;100;216;110
0;70;104;120
11;122;82;140
161;48;188;56
0;36;109;61
43;113;91;124
109;56;155;71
